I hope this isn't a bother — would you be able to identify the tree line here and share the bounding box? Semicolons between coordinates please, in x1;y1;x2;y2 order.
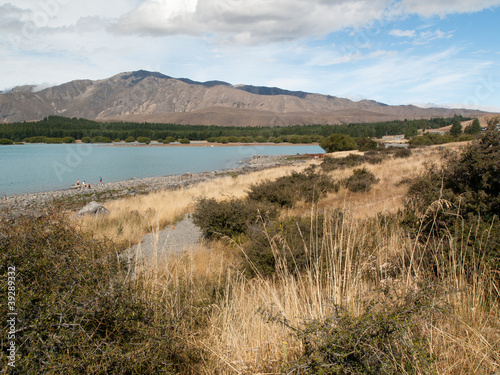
0;115;471;143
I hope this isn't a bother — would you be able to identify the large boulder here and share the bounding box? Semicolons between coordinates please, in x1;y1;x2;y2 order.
73;201;109;218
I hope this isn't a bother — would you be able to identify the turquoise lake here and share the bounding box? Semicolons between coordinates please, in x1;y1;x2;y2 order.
0;143;324;196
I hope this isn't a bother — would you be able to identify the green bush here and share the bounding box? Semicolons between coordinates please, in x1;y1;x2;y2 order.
125;136;135;143
113;138;121;143
288;290;435;374
248;171;339;208
320;134;357;153
393;147;412;158
344;168;379;192
0;138;13;145
178;138;190;144
136;136;151;144
464;118;482;135
356;137;379;151
92;136;112;143
255;135;267;143
244;214;327;276
63;136;76;143
81;136;92;143
0;212;192;373
404;129;500;273
192;197;278;240
163;136;175;144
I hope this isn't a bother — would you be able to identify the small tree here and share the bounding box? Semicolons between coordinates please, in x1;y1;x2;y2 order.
136;136;151;144
464;118;482;135
320;134;357;153
450;120;462;137
125;136;135;143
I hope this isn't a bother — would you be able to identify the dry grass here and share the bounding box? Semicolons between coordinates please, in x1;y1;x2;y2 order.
78;141;499;374
78;163;315;248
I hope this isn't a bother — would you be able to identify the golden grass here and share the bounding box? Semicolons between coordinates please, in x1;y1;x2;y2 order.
80;141;499;374
78;163;315;248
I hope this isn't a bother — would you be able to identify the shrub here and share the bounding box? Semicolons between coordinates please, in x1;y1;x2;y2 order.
92;136;112;143
393;147;412;158
344;168;379;192
288;290;435;374
136;136;151;144
125;136;135;143
163;136;175;144
113;138;121;143
178;138;190;144
248;171;339;208
0;138;13;145
404;129;500;273
356;137;379;151
320;154;364;171
464;118;482;135
81;136;91;143
244;214;327;276
192;197;278;239
320;134;357;153
0;212;192;373
63;136;76;143
24;136;48;143
217;137;229;144
255;135;267;143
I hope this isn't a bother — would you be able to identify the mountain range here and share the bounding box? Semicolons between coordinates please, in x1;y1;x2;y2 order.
0;70;487;126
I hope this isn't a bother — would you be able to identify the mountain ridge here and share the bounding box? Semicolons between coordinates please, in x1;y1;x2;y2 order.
0;70;488;126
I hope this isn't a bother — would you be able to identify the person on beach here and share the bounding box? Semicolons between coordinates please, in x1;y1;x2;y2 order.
76;179;80;186
100;177;103;185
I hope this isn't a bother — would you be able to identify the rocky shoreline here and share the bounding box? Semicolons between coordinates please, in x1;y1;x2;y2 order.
0;154;311;216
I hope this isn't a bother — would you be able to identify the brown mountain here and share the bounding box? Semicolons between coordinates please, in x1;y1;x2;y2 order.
0;70;487;126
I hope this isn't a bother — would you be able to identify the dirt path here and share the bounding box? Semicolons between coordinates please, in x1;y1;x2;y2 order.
122;215;203;270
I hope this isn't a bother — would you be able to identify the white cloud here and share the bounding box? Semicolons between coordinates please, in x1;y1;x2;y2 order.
399;0;500;17
389;29;416;38
112;0;390;43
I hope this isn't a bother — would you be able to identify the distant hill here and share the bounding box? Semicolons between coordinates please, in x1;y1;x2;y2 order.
0;70;488;126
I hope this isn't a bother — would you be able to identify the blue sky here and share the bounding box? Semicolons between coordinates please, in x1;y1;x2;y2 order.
1;0;499;111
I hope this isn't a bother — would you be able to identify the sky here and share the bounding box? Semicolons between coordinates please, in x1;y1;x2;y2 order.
1;0;499;111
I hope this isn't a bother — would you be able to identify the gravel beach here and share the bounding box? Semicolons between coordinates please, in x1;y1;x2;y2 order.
1;154;311;216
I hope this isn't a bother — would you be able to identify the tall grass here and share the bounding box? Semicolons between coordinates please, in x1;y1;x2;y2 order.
32;141;498;374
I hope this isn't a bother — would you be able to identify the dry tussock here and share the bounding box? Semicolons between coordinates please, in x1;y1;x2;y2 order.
77;141;499;374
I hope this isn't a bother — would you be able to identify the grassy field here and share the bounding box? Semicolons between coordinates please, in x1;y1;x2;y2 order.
2;137;499;374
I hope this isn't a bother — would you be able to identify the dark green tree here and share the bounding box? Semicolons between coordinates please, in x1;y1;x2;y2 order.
464;118;482;135
320;134;357;153
450;120;463;137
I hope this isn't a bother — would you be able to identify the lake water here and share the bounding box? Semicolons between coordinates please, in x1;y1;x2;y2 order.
0;143;324;196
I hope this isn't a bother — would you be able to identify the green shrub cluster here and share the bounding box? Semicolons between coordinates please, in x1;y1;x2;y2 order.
288;289;436;374
0;138;13;145
178;138;190;144
193;171;338;275
409;132;472;146
243;214;328;276
344;168;380;192
192;198;278;239
24;136;75;144
136;136;151;144
248;170;339;208
320;153;385;172
0;212;195;373
404;128;500;273
124;136;135;142
91;136;112;143
393;147;412;158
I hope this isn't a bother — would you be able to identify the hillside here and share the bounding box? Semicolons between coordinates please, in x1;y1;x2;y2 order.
0;70;487;126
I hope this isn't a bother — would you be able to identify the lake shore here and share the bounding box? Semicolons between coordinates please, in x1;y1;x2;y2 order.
0;154;316;216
